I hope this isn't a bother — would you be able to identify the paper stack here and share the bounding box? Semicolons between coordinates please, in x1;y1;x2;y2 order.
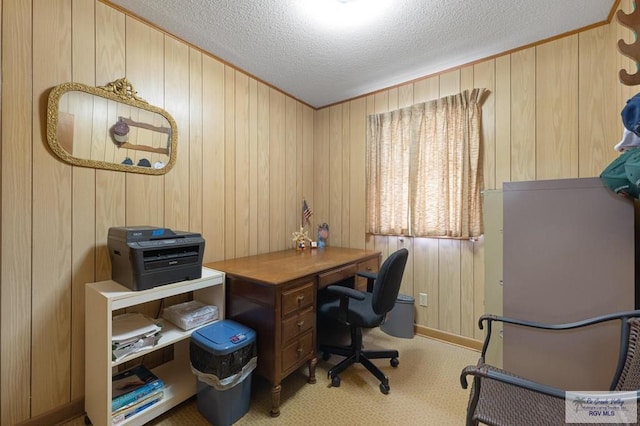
112;313;162;362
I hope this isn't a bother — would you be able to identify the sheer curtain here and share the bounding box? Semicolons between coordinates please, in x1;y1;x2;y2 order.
366;88;487;239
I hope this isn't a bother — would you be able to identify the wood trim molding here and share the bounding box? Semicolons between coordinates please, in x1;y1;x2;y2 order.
414;324;483;352
16;398;84;426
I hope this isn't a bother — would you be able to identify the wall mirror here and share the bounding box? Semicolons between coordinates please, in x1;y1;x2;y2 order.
46;78;177;175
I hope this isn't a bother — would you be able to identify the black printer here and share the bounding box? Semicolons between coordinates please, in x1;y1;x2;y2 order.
108;226;205;291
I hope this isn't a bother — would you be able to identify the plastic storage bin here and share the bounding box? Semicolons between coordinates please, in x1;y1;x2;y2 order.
190;320;257;426
380;293;415;338
162;300;218;330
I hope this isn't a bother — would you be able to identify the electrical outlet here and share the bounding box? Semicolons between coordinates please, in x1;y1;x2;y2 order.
419;293;428;306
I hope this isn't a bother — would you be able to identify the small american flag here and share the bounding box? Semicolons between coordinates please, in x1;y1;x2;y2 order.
302;200;313;225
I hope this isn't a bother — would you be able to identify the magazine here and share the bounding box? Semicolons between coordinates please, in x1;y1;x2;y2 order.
112;389;164;424
112;364;164;412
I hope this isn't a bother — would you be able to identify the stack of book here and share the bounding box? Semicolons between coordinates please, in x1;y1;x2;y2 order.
112;364;164;424
112;312;162;362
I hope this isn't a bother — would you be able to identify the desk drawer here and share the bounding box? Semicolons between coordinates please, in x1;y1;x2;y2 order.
281;331;314;373
281;307;315;343
318;263;357;289
281;281;314;317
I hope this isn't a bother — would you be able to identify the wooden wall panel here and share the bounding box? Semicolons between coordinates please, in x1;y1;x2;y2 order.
1;0;33;423
164;37;190;232
124;18;164;227
329;105;343;247
302;105;314;233
348;98;366;249
31;0;73;415
235;72;251;258
341;104;351;246
414;75;439;104
269;90;286;251
314;108;330;233
282;98;300;243
189;48;204;235
201;56;225;263
95;2;126;282
536;36;579;179
440;69;460;97
460;240;476;338
389;88;398;109
461;65;474;93
510;48;536;181
364;94;376;253
71;0;96;400
224;66;236;259
438;239;461;334
296;104;304;230
474;60;496;190
248;78;259;255
414;238;440;328
256;82;270;254
494;56;511;186
473;238;485;341
580;25;619;176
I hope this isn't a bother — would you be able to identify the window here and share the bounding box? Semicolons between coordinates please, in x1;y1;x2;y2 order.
366;89;487;239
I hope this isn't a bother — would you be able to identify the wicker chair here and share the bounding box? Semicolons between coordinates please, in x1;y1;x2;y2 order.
460;311;640;426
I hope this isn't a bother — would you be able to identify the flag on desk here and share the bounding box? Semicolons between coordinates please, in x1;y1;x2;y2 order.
302;199;313;225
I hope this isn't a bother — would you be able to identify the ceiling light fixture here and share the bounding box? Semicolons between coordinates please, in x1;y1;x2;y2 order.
299;0;389;29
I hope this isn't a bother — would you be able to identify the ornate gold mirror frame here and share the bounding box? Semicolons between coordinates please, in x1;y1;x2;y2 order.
46;78;177;175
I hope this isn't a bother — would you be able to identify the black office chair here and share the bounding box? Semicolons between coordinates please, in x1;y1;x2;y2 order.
318;248;409;394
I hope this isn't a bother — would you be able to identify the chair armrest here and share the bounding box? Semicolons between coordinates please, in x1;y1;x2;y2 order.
356;271;377;280
477;310;640;358
325;285;366;300
460;364;565;399
356;271;377;292
325;285;365;324
478;310;640;332
460;363;640;403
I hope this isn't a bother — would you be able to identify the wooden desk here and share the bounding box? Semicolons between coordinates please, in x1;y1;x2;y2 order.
205;247;380;417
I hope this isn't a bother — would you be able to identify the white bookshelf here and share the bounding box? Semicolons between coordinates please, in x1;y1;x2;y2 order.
84;267;225;426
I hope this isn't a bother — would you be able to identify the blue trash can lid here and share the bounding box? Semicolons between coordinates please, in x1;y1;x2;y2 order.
396;293;415;303
192;319;256;354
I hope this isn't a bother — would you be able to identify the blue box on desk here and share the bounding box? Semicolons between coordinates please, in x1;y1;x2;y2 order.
190;320;257;426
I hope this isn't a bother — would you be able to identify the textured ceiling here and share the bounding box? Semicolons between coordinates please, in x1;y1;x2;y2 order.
107;0;614;108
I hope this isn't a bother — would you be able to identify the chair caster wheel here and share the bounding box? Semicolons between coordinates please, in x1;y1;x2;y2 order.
380;383;390;394
390;357;399;367
322;352;331;361
331;375;341;387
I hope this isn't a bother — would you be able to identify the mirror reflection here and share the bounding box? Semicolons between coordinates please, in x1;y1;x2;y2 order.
47;78;177;175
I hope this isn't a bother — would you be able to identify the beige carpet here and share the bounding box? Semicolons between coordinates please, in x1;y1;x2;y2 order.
145;329;479;426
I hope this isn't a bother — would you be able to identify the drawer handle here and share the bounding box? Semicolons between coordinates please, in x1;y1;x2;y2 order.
297;295;305;303
296;347;303;357
297;320;304;329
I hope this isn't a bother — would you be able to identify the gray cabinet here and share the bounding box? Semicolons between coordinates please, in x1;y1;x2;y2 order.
503;177;636;390
483;189;503;367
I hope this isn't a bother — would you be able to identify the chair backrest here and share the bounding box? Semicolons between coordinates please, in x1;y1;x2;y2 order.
371;248;409;315
615;318;640;391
